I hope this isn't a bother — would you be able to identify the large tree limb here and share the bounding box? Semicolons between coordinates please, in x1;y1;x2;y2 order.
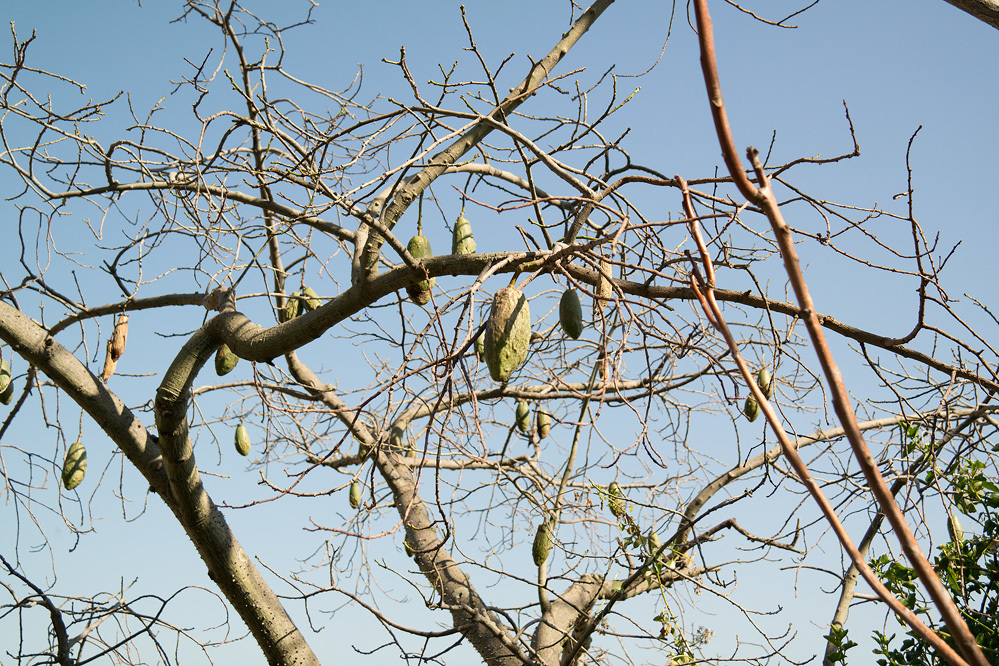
942;0;999;29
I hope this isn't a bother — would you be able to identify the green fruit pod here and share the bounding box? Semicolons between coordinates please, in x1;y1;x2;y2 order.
474;332;485;362
743;395;760;422
607;482;625;517
757;366;773;399
515;400;531;434
947;512;964;542
647;531;664;559
215;343;238;376
532;520;554;566
0;358;11;394
349;480;362;509
301;286;321;311
484;286;531;383
62;439;87;490
234;423;251;456
406;234;435;304
281;291;301;322
0;379;12;406
537;409;551;439
559;289;584;340
452;215;476;255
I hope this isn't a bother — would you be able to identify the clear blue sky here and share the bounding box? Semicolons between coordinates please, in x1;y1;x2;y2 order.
2;1;997;663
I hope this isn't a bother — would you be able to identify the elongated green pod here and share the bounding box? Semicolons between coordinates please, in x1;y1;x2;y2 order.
452;215;476;254
281;291;301;322
743;395;760;422
349;480;362;509
484;287;531;382
537;408;551;439
0;358;10;394
757;366;773;399
515;400;530;433
62;440;87;490
607;482;625;517
533;520;554;566
406;235;435;304
474;332;485;362
235;422;251;456
559;289;584;340
947;512;964;542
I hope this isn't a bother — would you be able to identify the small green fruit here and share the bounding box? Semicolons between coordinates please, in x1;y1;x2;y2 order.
947;512;964;542
349;480;362;509
757;366;773;399
406;234;435;305
743;395;760;422
301;286;321;311
235;423;251;456
474;332;485;362
607;482;625;517
281;291;301;322
533;520;554;566
62;440;87;490
0;380;12;405
537;409;551;439
215;343;238;376
0;358;11;394
558;289;584;340
484;286;531;382
516;400;530;434
452;215;476;255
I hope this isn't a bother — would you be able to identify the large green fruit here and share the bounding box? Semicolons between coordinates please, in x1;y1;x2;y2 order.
559;289;584;339
235;422;251;456
537;408;551;439
743;395;760;422
452;215;476;255
515;400;530;434
533;520;554;566
484;287;531;382
406;234;435;305
301;286;321;311
349;480;362;509
215;343;238;376
62;439;87;490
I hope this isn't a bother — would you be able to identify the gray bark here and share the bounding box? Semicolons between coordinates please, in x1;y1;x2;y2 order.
941;0;999;29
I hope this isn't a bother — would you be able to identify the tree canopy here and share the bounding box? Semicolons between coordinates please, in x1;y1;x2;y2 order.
1;2;998;665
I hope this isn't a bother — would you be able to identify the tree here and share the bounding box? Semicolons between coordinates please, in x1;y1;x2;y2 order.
1;1;997;664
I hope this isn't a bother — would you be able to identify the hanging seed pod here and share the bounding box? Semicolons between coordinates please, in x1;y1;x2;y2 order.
947;511;964;542
215;343;239;376
110;314;129;361
281;291;301;323
234;422;251;456
62;439;87;491
349;480;362;509
559;289;584;340
757;366;773;399
532;520;554;566
406;234;435;305
452;214;476;255
0;357;10;394
301;286;321;311
0;379;13;405
607;482;625;517
537;408;551;439
100;339;118;382
474;332;485;362
484;286;531;382
515;400;531;433
743;395;760;422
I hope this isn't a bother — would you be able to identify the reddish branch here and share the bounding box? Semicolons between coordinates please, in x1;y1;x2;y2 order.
689;2;990;664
